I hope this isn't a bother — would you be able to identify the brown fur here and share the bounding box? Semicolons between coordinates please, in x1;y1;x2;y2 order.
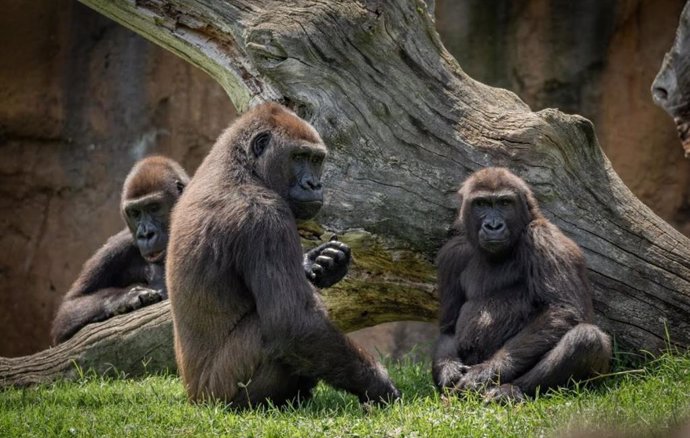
122;156;188;201
433;167;611;401
50;156;189;344
167;103;399;408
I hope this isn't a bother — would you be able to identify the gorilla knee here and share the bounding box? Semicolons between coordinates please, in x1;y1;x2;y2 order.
567;323;612;375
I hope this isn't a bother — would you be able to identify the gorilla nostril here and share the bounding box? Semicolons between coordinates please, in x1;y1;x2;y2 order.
653;86;669;101
306;179;321;190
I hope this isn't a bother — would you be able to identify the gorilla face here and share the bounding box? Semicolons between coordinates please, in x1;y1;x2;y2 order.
123;192;175;263
471;192;519;256
250;130;327;220
286;146;325;219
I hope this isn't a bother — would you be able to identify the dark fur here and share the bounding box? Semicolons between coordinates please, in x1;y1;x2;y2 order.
50;156;189;344
167;102;399;408
433;167;611;401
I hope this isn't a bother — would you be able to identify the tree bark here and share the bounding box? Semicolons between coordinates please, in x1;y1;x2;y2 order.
2;0;689;387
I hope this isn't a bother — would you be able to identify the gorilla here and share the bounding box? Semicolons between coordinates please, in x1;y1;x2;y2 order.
433;167;611;402
51;156;189;344
167;102;400;408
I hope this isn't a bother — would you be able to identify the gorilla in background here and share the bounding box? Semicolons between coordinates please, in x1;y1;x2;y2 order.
51;156;188;344
51;155;348;344
168;102;400;408
433;167;611;402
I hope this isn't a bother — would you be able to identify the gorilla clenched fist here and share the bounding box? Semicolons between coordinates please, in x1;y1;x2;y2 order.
303;239;351;288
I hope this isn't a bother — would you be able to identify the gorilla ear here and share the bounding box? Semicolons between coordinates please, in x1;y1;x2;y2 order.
251;131;272;157
175;180;186;195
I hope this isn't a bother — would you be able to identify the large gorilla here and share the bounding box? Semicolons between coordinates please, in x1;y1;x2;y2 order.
167;102;400;408
433;167;611;402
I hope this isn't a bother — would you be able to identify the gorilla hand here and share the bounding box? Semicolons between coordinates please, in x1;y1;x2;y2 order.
304;239;351;288
359;364;402;406
435;360;471;391
106;286;165;317
453;362;497;393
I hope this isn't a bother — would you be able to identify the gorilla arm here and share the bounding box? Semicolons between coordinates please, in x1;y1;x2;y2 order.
432;236;470;390
50;229;162;344
241;210;399;403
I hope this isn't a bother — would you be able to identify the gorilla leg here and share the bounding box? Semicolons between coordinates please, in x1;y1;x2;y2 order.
231;361;317;409
486;323;611;401
189;313;316;409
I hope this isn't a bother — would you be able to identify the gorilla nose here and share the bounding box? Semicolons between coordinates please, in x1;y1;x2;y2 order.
138;229;156;241
304;179;322;190
483;221;505;232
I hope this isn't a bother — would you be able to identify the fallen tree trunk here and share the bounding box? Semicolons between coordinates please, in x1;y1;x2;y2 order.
1;0;688;388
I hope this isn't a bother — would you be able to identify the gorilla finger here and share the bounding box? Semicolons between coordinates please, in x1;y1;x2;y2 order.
311;264;324;276
315;255;335;269
120;297;142;313
317;241;338;252
139;289;164;306
318;241;342;252
336;242;351;257
453;377;471;392
305;249;319;263
320;248;346;262
325;240;351;256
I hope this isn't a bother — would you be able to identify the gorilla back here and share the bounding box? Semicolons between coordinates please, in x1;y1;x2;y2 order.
167;103;399;408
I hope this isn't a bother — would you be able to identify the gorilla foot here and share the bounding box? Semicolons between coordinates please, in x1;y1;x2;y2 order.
483;384;526;404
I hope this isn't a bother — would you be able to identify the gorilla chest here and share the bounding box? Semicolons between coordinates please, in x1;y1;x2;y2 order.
144;263;165;290
455;261;534;364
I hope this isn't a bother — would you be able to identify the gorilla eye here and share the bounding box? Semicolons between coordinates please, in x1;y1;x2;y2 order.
251;131;272;157
499;198;513;207
293;152;308;162
149;203;160;213
130;209;141;220
310;155;322;165
175;180;185;194
473;199;490;208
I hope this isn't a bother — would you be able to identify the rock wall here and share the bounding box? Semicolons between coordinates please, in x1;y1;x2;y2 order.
0;0;687;356
0;0;235;356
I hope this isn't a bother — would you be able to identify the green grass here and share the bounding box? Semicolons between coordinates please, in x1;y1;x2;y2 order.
2;351;690;437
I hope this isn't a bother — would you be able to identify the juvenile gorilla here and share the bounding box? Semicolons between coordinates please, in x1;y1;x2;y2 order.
50;156;349;345
168;103;399;408
433;167;611;402
50;156;189;344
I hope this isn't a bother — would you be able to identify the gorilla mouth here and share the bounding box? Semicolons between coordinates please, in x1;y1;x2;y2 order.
674;117;690;158
144;250;165;263
292;200;323;220
479;238;510;254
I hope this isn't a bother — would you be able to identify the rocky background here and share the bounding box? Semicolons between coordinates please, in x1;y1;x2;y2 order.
0;0;687;357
